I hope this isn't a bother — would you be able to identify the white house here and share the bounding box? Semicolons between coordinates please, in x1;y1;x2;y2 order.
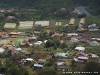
75;46;85;51
0;48;5;53
34;41;43;46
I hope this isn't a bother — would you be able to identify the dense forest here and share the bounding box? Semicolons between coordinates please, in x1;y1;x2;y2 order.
0;0;99;7
0;0;100;21
0;0;100;15
0;0;100;16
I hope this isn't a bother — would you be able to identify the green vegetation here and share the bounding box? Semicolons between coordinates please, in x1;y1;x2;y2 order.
0;0;100;20
82;62;100;75
0;0;99;75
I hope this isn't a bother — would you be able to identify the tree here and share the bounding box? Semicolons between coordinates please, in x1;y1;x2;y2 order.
82;62;100;75
45;39;54;48
60;42;67;49
38;67;57;75
78;14;86;18
0;60;6;74
44;58;56;67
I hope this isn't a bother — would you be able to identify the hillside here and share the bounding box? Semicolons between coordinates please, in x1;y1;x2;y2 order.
0;0;99;16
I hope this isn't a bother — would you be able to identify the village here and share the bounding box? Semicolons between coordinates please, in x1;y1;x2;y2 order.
0;15;100;75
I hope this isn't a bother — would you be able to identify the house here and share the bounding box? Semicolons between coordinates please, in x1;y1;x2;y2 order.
52;33;63;37
4;45;15;50
33;31;41;36
0;48;5;53
88;23;98;31
60;40;65;44
10;32;25;38
44;40;48;43
18;21;34;29
45;29;53;34
0;9;5;12
20;42;32;47
90;41;99;46
0;42;4;46
6;16;15;21
38;59;46;64
17;32;26;36
34;21;50;27
0;31;9;38
79;38;90;43
15;48;22;51
74;52;88;62
55;22;62;26
24;51;31;56
34;64;43;69
56;61;69;71
76;24;86;32
54;52;70;58
67;33;78;37
69;18;75;25
4;23;16;29
92;38;100;42
34;41;43;46
70;37;79;43
73;57;84;62
25;58;34;62
22;58;34;65
10;32;18;36
75;46;85;52
79;18;85;25
86;53;99;58
76;52;87;57
23;58;34;63
27;36;37;41
78;57;88;62
3;45;19;54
